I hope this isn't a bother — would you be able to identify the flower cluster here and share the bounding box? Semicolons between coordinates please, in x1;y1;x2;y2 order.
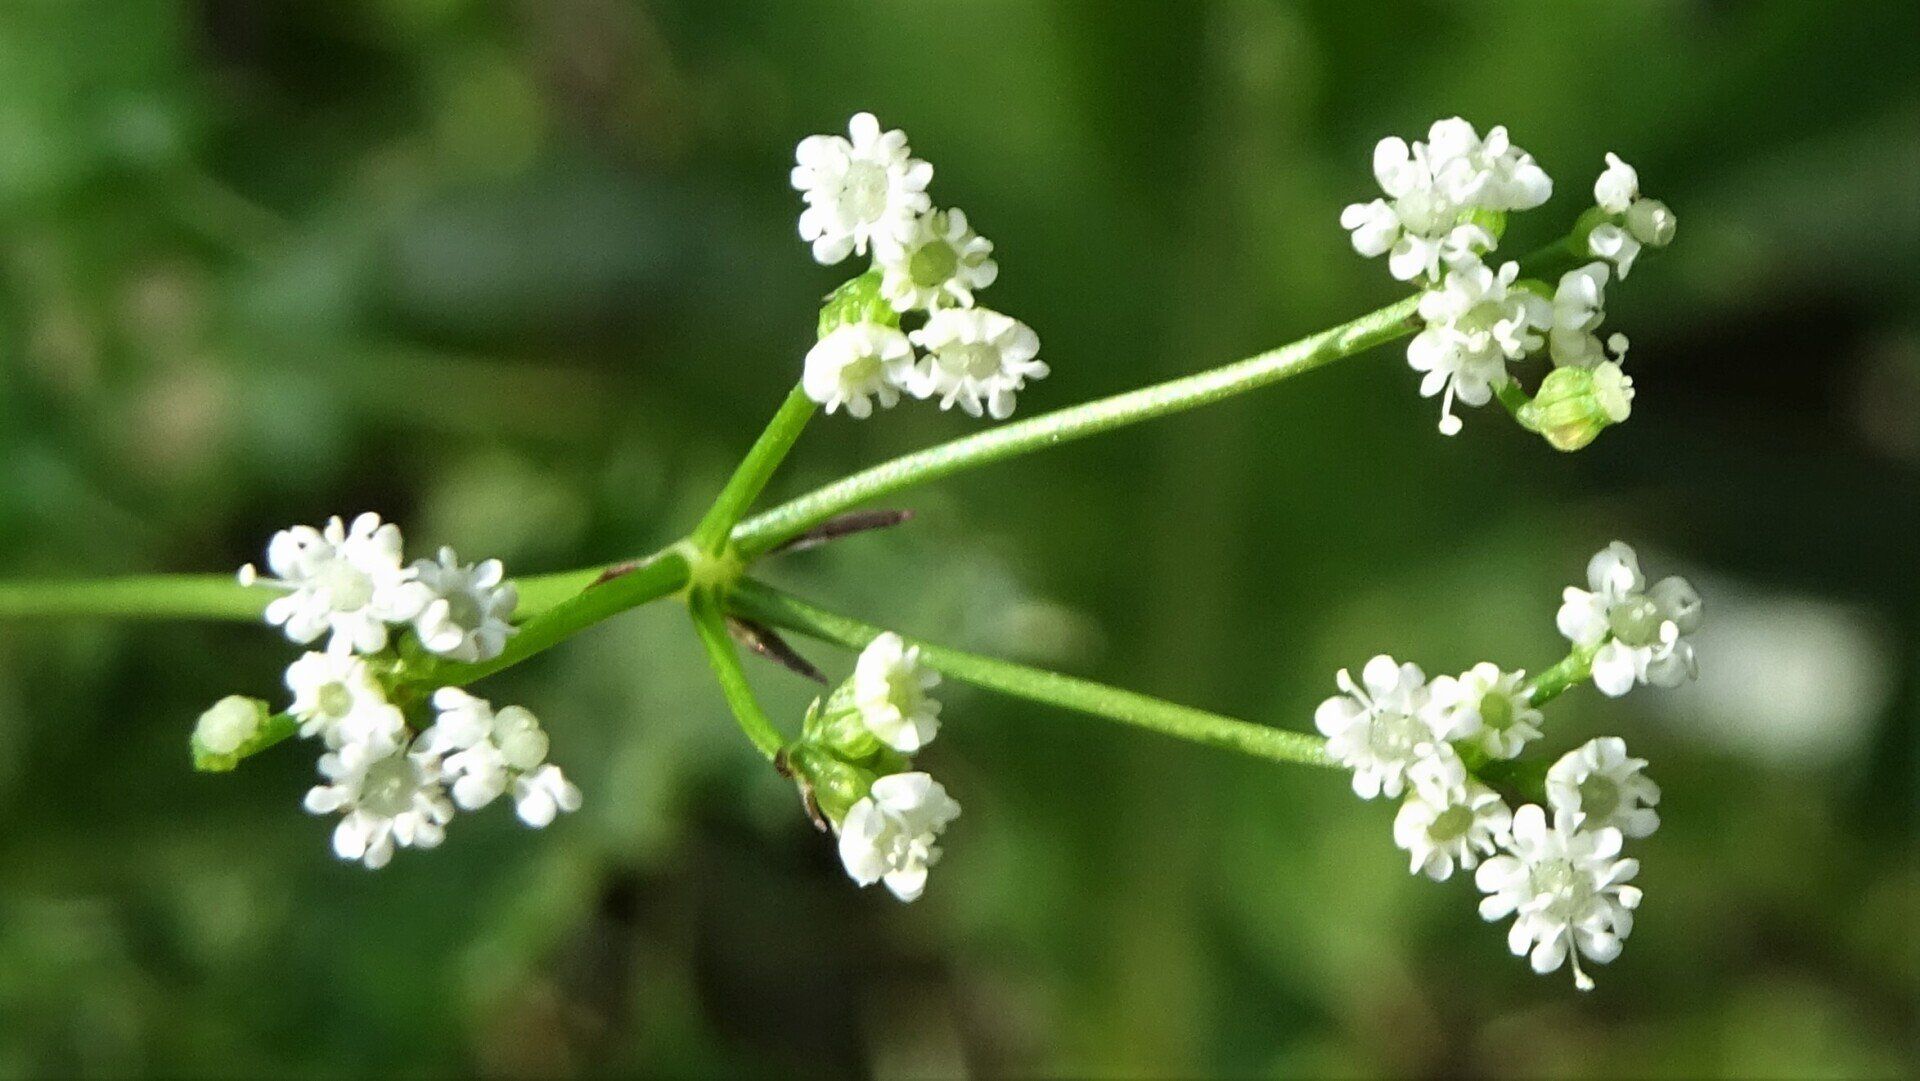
1315;540;1697;989
794;113;1046;421
784;633;961;902
216;514;579;868
1343;120;1674;440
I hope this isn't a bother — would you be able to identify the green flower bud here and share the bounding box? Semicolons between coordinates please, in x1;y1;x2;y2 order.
1625;198;1676;248
817;269;897;338
190;696;292;772
1518;362;1635;452
785;743;878;827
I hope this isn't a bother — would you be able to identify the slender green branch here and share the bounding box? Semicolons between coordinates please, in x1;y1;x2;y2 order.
425;548;692;688
690;384;819;553
729;578;1332;769
688;589;786;760
1526;642;1600;708
730;297;1421;556
0;575;270;621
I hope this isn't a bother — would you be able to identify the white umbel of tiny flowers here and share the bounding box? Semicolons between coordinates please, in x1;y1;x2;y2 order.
791;112;933;266
285;650;407;751
1549;262;1630;369
1409;258;1550;434
1426;662;1544;761
1315;654;1437;800
909;307;1048;420
303;737;455;870
1587;153;1676;280
1393;747;1513;881
878;208;998;312
802;322;915;419
1557;541;1702;697
852;632;943;753
1474;804;1642;990
410;547;518;663
1547;737;1661;839
239;513;431;654
1343;141;1493;282
1428;119;1553;212
837;771;961;903
418;687;580;826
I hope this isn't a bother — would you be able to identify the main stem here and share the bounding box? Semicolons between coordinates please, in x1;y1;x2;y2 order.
729;295;1422;556
729;578;1332;770
690;384;818;553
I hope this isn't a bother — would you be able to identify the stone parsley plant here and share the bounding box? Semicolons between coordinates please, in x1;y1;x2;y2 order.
1;112;1693;990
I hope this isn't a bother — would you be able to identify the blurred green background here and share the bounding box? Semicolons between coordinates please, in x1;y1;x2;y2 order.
2;1;1916;1076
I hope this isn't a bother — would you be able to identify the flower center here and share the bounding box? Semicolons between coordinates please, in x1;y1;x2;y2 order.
1429;805;1475;843
1532;858;1592;918
1479;690;1514;731
316;681;355;719
840;352;884;391
314;560;374;612
359;756;421;818
943;343;1003;381
1367;709;1424;760
1578;776;1621;822
909;237;960;288
1607;596;1663;646
441;590;483;629
843;163;889;221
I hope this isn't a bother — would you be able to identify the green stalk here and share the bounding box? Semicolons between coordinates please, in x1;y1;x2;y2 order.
1526;642;1600;708
730;578;1332;769
730;297;1422;557
689;384;819;553
687;589;786;760
0;575;270;621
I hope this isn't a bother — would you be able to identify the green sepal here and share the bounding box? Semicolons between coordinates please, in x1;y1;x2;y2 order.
816;269;896;338
785;743;878;826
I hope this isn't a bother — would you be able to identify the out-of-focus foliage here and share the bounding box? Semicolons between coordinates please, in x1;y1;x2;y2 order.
1;1;1916;1076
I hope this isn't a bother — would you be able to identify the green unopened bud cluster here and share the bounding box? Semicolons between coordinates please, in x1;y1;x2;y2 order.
1518;362;1635;451
786;687;912;824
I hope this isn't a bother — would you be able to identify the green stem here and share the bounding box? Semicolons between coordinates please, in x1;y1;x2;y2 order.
730;578;1332;769
688;589;786;760
425;548;692;688
1526;642;1600;708
690;384;818;553
730;297;1422;557
0;575;270;621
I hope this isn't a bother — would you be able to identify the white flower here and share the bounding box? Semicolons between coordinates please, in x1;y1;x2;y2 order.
1587;223;1642;281
852;632;942;753
1427;663;1543;761
1475;804;1642;990
1586;153;1675;279
1549;262;1630;369
909;307;1048;420
1314;655;1437;800
1408;258;1550;434
836;771;961;902
1547;737;1661;839
1430;119;1553;212
1341;118;1549;282
239;513;431;655
791;112;933;265
1594;152;1640;215
878;208;998;311
802;322;915;419
303;738;454;870
410;547;518;662
1557;542;1702;697
1393;747;1513;881
285;651;407;751
418;688;579;826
